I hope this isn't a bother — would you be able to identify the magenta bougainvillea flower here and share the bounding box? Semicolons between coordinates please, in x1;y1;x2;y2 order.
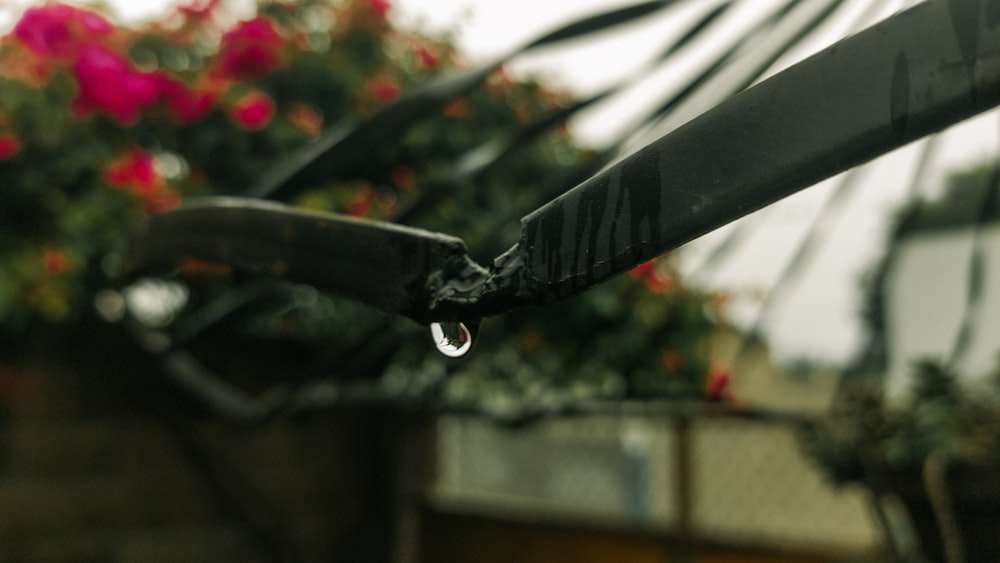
155;74;218;125
13;4;112;59
0;0;723;409
71;45;161;124
228;90;276;130
214;17;286;80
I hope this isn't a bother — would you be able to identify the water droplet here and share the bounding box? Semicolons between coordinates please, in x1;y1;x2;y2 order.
430;321;473;358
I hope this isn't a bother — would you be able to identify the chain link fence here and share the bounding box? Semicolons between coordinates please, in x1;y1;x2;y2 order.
432;411;880;555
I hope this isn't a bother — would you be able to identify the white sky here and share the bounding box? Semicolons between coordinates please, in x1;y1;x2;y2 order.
7;0;998;367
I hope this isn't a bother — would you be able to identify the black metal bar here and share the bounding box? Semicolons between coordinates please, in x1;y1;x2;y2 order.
128;0;1000;327
478;0;1000;314
946;150;1000;367
246;0;682;201
394;1;736;227
124;198;488;323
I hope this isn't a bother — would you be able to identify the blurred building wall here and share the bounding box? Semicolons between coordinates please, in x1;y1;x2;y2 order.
883;225;1000;399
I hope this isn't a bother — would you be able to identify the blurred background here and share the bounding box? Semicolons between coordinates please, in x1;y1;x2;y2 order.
2;0;999;561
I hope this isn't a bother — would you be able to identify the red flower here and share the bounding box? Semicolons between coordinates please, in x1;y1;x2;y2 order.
630;260;674;293
13;4;112;59
705;365;735;404
105;149;159;190
0;134;21;160
415;45;440;69
228;91;275;130
346;185;375;217
103;149;180;214
42;246;73;276
631;261;655;277
287;103;323;137
367;75;401;101
214;17;285;80
72;45;161;124
369;0;392;17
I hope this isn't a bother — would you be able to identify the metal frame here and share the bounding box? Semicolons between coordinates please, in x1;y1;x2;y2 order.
127;0;1000;327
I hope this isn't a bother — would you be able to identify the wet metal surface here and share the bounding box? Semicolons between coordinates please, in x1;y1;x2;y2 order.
125;198;488;324
498;0;1000;309
128;0;1000;325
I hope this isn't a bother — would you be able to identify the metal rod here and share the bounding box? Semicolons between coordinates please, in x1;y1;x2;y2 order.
478;0;1000;316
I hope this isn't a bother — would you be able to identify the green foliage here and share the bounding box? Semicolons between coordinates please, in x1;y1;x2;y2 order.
812;161;1000;483
0;0;726;412
804;359;1000;485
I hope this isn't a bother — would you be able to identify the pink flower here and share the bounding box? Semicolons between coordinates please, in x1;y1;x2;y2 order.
72;45;161;124
75;9;113;34
13;4;112;59
156;73;217;124
167;88;216;124
214;17;285;80
0;134;22;160
228;91;275;131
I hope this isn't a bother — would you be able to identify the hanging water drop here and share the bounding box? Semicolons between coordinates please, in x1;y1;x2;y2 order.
430;321;473;358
